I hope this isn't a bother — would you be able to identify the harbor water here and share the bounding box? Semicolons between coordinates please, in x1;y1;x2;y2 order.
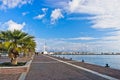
54;55;120;70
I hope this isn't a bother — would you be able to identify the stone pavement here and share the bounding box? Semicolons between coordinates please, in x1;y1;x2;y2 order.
25;54;110;80
0;56;31;80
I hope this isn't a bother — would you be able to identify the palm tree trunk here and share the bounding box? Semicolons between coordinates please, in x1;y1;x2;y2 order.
11;58;17;65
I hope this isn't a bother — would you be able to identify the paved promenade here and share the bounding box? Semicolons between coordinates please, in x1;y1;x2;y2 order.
25;54;118;80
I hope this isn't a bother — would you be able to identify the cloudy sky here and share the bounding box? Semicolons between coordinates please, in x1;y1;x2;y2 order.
0;0;120;53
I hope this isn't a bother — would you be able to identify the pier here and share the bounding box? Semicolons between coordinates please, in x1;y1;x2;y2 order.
1;54;120;80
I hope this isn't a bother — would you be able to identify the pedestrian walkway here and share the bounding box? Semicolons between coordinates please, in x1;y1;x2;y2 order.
25;54;110;80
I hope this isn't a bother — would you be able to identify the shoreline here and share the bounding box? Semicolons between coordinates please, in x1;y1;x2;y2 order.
53;54;120;55
51;54;120;79
53;54;120;70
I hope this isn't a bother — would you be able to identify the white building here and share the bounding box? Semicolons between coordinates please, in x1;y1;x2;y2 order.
43;42;48;54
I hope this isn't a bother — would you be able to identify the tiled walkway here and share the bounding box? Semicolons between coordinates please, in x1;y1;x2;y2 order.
25;54;109;80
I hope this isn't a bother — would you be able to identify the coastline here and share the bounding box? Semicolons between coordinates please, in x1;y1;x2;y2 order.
53;54;120;70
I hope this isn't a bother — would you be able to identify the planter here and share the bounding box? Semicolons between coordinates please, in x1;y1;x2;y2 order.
0;60;32;74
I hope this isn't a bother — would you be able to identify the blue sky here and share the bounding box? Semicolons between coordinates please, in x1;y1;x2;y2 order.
0;0;120;53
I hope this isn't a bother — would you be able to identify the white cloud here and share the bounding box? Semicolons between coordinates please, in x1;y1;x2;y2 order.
34;14;45;20
33;8;48;20
35;37;120;53
67;17;88;20
35;36;98;52
35;38;87;52
87;39;120;53
2;20;25;31
109;30;120;36
22;12;29;16
59;37;97;41
0;0;32;10
67;0;120;30
43;0;69;9
69;37;97;40
65;0;120;51
51;9;64;24
101;35;120;41
34;0;120;53
42;8;48;13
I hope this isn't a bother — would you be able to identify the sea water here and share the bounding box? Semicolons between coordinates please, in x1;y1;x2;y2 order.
54;55;120;70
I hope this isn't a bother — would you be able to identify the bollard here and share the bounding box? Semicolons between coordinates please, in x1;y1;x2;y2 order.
105;64;110;67
70;58;72;60
82;59;84;62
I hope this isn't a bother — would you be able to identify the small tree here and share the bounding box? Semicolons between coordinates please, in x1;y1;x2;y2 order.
0;30;36;65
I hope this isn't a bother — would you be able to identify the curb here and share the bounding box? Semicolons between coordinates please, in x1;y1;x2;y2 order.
18;55;34;80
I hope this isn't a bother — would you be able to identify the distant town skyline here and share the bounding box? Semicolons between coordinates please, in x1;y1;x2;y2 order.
0;0;120;52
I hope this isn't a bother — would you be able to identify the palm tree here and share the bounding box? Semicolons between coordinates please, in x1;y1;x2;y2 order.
0;32;6;55
0;30;36;65
20;35;36;57
0;33;3;56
